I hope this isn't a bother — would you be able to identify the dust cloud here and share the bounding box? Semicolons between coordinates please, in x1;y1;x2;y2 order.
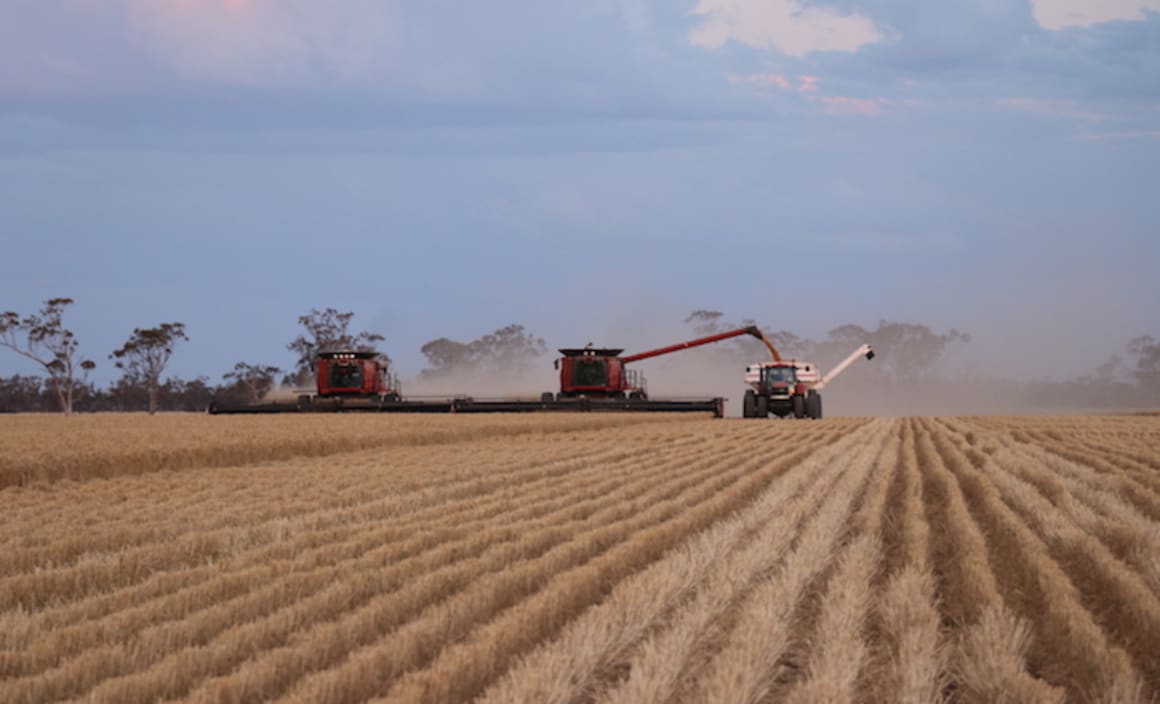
401;366;558;401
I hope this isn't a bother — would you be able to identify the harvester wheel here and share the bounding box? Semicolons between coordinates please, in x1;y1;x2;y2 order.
755;396;769;418
792;395;805;419
806;391;822;419
743;390;756;418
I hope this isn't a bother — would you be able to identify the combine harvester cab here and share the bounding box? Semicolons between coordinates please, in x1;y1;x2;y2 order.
552;347;646;401
742;344;874;419
298;351;401;409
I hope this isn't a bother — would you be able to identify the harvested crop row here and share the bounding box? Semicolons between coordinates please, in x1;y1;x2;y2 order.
776;421;901;703
986;436;1160;595
478;419;889;704
863;419;945;704
2;419;846;704
291;427;847;704
913;419;1063;703
0;437;676;600
924;419;1144;701
0;438;718;675
164;439;778;704
2;424;816;640
0;412;701;488
2;414;1155;704
680;418;884;704
2;429;760;700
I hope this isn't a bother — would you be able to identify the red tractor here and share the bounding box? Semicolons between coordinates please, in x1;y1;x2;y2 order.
742;344;875;419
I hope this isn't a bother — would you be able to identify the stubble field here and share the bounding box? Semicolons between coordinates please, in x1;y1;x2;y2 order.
0;412;1157;703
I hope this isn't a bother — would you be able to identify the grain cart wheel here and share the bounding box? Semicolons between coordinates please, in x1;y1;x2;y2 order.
743;389;756;418
755;396;769;418
792;395;805;419
806;390;822;419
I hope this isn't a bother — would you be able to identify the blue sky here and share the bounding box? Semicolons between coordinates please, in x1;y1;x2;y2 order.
1;0;1157;385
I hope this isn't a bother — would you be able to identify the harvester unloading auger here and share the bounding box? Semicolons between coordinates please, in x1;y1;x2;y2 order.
208;326;775;417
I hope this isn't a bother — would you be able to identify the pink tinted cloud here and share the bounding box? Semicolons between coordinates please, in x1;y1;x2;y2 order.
1030;0;1160;30
817;95;885;116
996;97;1113;122
724;71;917;116
726;72;819;93
690;0;883;57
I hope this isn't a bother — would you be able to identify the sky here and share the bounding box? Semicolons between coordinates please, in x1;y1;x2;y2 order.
1;0;1158;387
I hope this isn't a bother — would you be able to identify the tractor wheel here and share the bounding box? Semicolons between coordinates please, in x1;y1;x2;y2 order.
806;391;822;419
792;395;805;419
743;390;756;418
755;396;769;418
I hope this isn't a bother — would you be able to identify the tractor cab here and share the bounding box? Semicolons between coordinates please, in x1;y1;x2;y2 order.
762;364;798;386
759;364;803;402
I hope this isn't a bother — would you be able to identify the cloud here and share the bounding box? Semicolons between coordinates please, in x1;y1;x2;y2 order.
120;0;398;85
725;71;916;117
1030;0;1160;30
689;0;883;56
996;97;1116;122
817;95;887;116
727;72;819;92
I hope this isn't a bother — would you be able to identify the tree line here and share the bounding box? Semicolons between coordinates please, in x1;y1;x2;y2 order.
0;301;548;414
2;298;1158;414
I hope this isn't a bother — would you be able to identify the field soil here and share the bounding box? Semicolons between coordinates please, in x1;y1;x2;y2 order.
1;413;1157;703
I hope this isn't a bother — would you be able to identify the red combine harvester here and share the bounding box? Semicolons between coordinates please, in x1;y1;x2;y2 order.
208;327;773;417
299;351;400;406
551;325;774;401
